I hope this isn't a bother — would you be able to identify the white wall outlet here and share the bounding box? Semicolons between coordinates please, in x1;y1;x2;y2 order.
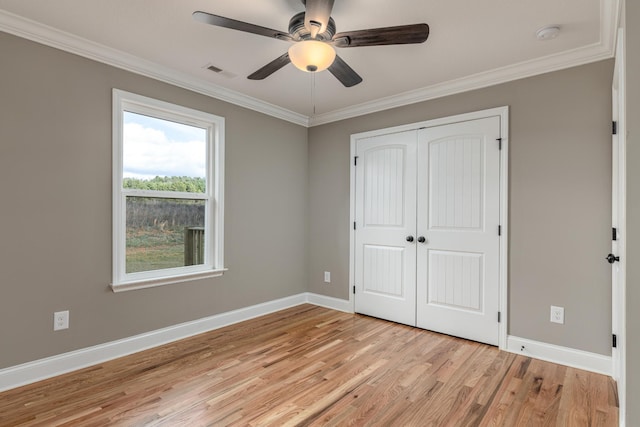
324;271;331;283
550;306;564;324
54;310;69;331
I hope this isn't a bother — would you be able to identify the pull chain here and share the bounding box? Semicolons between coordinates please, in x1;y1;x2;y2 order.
311;72;317;116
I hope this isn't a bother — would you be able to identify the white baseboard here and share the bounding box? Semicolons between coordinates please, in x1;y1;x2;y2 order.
506;335;612;376
0;293;314;392
306;293;352;313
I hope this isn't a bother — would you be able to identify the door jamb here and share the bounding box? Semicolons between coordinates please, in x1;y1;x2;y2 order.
348;106;510;350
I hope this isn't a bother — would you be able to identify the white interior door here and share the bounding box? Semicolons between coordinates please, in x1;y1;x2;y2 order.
352;114;503;346
354;130;417;326
611;28;626;393
415;117;501;345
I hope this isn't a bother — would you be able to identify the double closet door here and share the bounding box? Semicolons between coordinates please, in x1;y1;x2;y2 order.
353;116;501;345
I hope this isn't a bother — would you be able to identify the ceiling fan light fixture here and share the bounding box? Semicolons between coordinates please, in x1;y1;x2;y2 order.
288;40;336;73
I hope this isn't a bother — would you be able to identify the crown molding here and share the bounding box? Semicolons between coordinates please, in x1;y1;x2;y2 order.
309;0;620;126
308;43;612;126
0;0;619;128
0;10;310;127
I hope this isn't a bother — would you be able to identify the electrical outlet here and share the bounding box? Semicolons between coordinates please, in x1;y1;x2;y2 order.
54;310;69;331
324;271;331;283
550;306;564;324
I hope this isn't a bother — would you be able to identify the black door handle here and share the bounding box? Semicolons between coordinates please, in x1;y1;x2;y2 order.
417;236;426;243
606;253;620;264
406;236;414;242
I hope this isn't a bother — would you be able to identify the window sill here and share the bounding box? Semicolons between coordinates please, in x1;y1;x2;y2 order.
111;268;227;293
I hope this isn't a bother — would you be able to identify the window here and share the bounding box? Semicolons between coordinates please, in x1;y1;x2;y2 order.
112;89;225;291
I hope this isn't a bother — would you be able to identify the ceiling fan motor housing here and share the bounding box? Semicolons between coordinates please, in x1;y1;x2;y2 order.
289;12;336;41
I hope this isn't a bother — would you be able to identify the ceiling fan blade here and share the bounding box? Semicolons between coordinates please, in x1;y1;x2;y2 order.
333;24;429;47
328;55;362;87
193;11;292;41
247;53;291;80
303;0;335;37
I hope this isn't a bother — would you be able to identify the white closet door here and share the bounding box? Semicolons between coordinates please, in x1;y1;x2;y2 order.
416;117;501;345
354;130;417;326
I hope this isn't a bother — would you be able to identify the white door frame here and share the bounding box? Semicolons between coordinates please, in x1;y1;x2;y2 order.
612;26;627;423
349;106;509;349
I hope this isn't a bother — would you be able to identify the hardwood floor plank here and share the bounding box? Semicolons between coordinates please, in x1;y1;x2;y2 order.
0;305;618;426
530;362;566;426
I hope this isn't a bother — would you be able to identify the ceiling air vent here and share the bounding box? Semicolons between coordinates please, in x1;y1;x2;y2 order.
203;63;237;79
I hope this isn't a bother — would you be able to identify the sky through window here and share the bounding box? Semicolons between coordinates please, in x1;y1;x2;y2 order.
123;111;206;180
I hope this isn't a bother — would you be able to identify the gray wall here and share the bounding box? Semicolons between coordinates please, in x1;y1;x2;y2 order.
0;32;308;369
625;0;639;424
309;60;614;356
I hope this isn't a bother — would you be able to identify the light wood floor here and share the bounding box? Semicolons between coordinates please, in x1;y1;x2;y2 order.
0;305;618;426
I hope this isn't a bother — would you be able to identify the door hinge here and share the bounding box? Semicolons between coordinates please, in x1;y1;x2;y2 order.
353;286;356;294
613;334;617;348
613;121;618;135
498;311;501;323
612;227;618;241
353;221;357;230
497;137;502;150
498;225;502;236
354;156;359;166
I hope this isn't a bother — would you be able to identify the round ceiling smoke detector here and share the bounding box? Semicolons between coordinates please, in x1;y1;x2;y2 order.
536;25;561;40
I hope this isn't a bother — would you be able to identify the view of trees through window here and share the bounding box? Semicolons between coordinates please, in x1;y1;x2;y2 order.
125;196;205;273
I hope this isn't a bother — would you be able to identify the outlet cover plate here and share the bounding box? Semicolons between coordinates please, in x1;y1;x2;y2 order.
54;310;69;331
324;271;331;283
550;306;564;324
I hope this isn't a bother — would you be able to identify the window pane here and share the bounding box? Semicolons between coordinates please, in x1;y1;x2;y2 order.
126;197;206;273
123;111;206;193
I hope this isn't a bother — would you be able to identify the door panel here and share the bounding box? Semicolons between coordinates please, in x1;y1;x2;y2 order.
429;136;484;230
362;146;407;227
428;250;483;312
363;245;406;297
416;117;501;345
354;131;417;326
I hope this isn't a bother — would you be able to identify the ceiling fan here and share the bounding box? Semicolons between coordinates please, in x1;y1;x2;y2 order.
193;0;429;87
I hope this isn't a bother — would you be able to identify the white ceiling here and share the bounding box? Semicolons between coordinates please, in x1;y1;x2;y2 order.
0;0;618;126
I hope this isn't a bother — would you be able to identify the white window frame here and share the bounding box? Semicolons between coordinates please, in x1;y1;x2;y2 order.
111;89;225;292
